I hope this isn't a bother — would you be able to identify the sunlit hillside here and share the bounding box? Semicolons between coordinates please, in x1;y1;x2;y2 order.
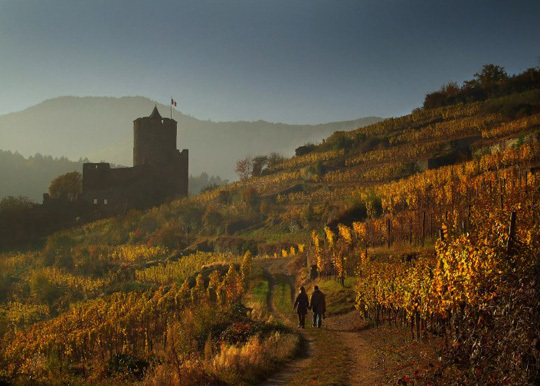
1;66;539;385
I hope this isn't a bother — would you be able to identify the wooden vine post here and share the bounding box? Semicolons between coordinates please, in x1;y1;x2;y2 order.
507;210;517;255
422;210;426;247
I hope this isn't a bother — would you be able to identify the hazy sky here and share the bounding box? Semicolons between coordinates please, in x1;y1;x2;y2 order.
0;0;539;124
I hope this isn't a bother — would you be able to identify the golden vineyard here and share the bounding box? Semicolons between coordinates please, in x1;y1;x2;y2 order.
1;67;539;384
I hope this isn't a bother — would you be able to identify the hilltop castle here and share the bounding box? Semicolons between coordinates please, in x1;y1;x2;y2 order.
80;106;188;212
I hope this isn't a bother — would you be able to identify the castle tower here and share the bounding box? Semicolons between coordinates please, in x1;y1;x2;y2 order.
133;106;178;166
80;106;188;213
133;106;189;197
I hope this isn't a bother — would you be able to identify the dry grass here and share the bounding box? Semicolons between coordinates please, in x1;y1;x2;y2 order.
144;330;298;385
212;332;298;384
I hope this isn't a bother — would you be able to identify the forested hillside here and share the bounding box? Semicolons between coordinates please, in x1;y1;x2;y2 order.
0;151;87;202
1;66;539;385
0;150;227;202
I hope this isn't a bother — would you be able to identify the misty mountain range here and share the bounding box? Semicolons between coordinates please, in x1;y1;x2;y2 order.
0;96;381;199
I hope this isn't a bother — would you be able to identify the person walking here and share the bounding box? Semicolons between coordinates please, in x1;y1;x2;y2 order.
309;285;326;328
293;286;309;328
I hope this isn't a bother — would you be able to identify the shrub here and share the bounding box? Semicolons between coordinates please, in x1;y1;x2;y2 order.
107;354;148;380
295;143;316;156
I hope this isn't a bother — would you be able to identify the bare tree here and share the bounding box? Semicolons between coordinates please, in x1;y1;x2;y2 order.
267;152;284;170
235;156;253;181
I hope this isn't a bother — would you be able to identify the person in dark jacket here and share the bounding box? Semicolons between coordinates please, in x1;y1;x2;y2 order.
309;285;326;328
293;286;309;328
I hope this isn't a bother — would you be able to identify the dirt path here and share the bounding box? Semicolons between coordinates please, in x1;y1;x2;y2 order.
259;259;315;385
258;258;384;386
324;312;382;385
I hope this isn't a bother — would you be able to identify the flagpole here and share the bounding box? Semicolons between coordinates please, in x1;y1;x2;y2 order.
170;96;173;120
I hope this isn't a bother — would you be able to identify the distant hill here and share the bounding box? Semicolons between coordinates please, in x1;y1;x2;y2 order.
0;96;382;180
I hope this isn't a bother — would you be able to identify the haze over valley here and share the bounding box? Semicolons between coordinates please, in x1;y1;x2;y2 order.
0;96;380;200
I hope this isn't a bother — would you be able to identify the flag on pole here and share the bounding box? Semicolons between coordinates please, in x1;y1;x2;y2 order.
171;98;177;107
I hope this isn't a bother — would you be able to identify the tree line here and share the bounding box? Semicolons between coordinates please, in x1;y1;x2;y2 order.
423;64;540;110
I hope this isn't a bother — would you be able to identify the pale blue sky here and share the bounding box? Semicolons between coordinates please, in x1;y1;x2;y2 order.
0;0;539;123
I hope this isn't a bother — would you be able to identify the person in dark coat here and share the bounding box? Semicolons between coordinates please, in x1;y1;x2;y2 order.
293;286;309;328
309;285;326;328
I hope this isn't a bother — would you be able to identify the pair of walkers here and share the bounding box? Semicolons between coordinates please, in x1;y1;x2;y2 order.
293;285;326;329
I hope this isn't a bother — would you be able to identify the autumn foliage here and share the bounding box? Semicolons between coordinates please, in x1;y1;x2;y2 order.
1;65;539;385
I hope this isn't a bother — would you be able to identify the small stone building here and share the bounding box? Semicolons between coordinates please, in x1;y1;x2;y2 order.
81;107;188;212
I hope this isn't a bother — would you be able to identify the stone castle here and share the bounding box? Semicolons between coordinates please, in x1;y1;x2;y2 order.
80;106;188;213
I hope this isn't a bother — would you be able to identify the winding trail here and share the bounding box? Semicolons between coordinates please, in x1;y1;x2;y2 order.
258;258;384;386
259;259;315;385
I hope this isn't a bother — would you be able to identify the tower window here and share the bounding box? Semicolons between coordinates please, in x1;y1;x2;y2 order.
93;198;98;205
104;199;108;205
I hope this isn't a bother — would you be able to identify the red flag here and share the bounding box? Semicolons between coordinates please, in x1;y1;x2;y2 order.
171;98;177;107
